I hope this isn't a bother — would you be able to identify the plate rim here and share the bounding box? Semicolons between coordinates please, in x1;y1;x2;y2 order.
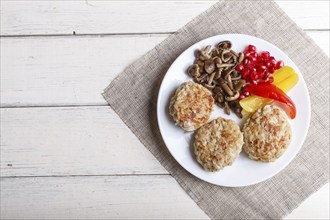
156;33;311;187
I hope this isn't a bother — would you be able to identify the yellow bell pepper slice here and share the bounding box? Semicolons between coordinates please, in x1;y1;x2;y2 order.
239;66;299;113
272;66;297;87
275;71;299;93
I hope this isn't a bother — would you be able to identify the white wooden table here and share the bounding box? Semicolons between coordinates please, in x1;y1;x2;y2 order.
1;1;329;219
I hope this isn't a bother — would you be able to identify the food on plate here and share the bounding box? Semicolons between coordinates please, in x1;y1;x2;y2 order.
243;105;291;162
239;66;299;113
169;81;214;131
169;40;300;172
244;82;296;119
272;66;298;87
187;41;245;118
186;41;299;120
194;117;244;172
235;45;284;88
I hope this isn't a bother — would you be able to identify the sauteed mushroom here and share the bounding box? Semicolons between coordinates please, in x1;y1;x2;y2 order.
221;50;232;63
194;60;205;71
197;45;212;60
188;64;200;78
238;52;245;63
224;102;230;115
217;63;235;68
204;60;216;74
195;73;207;83
234;79;245;91
230;49;239;57
204;72;216;90
231;74;242;81
220;81;234;96
229;101;243;118
231;55;238;64
214;69;222;80
217;41;232;50
227;75;234;90
213;57;222;65
223;69;234;79
225;91;240;101
212;48;220;57
213;86;223;95
186;40;244;117
217;93;224;103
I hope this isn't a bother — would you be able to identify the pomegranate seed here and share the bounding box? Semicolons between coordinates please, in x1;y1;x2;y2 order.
235;64;244;71
258;65;267;71
244;51;252;57
269;67;275;74
244;63;251;70
269;76;274;83
249;56;257;63
265;76;274;83
247;45;257;52
241;69;250;79
250;72;259;80
275;60;284;69
238;94;245;101
250;52;258;58
260;51;270;59
264;71;271;79
243;58;249;66
243;91;250;96
251;67;257;72
245;81;252;87
269;56;276;65
251;73;258;81
246;51;257;59
257;71;264;78
265;61;272;68
257;57;264;64
251;80;258;85
256;67;265;75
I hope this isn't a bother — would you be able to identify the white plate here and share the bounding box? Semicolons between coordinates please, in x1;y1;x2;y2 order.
157;34;311;187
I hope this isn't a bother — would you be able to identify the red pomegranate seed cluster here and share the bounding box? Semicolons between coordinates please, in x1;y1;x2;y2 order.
235;45;284;87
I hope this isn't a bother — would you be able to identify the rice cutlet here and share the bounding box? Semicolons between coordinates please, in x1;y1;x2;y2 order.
194;117;244;172
169;81;214;131
243;105;292;162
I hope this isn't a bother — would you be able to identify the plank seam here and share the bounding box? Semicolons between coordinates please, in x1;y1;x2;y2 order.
0;104;109;109
0;29;328;38
0;32;175;38
0;173;171;179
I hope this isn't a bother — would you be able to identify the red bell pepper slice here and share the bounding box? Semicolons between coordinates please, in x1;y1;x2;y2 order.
244;82;296;119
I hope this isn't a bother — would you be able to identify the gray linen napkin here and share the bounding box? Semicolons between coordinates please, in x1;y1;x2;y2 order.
103;0;329;219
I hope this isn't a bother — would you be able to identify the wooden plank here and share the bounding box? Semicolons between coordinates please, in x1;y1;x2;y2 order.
276;0;330;30
0;174;328;220
0;175;209;219
0;35;166;107
0;106;167;177
307;31;330;56
1;31;328;107
1;1;329;36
